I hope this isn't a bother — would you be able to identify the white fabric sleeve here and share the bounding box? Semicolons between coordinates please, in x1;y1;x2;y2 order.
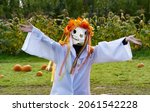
22;27;62;62
92;37;132;64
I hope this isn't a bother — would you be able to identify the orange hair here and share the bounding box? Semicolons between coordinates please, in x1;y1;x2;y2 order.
59;17;94;45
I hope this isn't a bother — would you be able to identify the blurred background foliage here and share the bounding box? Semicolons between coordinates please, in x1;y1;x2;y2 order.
0;0;150;54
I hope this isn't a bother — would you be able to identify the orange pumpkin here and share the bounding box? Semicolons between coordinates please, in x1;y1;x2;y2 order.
13;64;22;71
22;65;32;72
137;63;144;68
36;71;43;76
41;64;47;70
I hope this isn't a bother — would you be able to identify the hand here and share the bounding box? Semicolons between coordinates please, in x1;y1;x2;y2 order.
20;22;33;32
125;35;142;46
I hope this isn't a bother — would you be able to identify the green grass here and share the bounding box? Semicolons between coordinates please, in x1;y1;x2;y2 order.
0;54;52;95
0;50;150;95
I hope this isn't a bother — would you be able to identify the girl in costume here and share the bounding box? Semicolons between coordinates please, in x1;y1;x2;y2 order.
20;18;142;95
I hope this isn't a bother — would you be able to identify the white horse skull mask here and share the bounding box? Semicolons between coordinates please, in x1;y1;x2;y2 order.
71;27;87;45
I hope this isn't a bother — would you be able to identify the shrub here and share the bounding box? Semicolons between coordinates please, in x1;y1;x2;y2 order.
0;13;149;54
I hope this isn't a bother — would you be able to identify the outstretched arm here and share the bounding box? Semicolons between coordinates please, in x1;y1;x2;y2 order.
20;23;63;63
124;35;142;46
92;35;142;64
20;22;33;32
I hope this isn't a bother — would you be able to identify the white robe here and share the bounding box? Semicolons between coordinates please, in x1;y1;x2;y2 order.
22;27;132;95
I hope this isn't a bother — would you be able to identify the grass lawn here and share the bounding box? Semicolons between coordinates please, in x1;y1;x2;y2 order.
0;50;150;95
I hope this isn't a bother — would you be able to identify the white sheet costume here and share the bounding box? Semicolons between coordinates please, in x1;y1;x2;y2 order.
22;25;132;95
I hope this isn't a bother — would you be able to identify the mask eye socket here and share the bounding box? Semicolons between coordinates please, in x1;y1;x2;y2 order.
85;31;87;35
73;29;76;34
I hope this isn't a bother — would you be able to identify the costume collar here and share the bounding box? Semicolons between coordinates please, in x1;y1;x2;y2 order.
70;44;88;59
